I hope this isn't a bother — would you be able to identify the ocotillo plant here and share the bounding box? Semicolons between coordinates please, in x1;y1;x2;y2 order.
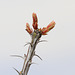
12;13;56;75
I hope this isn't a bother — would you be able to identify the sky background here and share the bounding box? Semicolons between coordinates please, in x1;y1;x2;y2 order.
0;0;75;75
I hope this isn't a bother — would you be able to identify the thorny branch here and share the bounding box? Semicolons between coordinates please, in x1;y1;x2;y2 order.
12;13;56;75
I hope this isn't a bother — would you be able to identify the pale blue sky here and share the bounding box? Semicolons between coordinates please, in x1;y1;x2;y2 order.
0;0;75;75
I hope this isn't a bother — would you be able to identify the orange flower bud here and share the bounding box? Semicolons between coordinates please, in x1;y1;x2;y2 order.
26;23;33;34
32;22;38;30
47;21;55;31
26;13;56;35
40;27;48;35
32;13;38;30
41;21;55;35
32;13;38;23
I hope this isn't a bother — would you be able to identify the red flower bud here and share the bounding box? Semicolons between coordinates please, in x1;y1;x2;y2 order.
32;13;38;30
32;13;38;23
47;21;55;31
41;21;55;35
26;13;56;35
26;23;33;34
32;22;38;30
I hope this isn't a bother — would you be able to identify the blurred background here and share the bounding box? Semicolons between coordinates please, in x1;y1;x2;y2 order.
0;0;75;75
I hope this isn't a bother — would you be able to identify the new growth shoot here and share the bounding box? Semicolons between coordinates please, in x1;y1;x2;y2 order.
12;13;56;75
